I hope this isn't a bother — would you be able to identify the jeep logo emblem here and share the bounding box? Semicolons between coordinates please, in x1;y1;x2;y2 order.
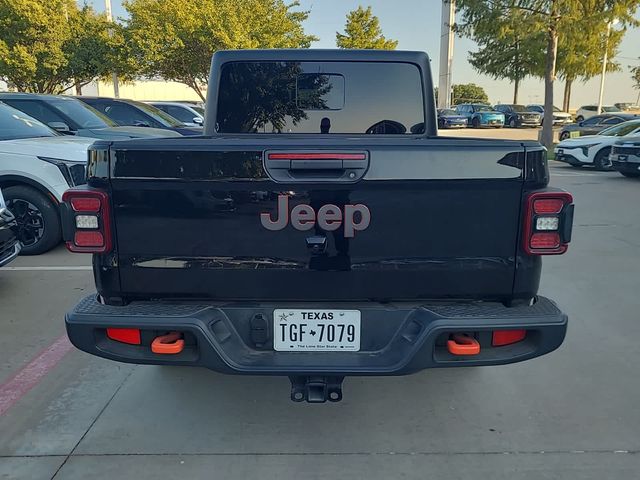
261;195;370;238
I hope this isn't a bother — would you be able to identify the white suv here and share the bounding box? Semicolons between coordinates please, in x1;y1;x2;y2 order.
0;103;96;254
575;105;621;122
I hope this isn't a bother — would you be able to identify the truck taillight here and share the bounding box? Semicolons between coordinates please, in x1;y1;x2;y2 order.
523;191;574;255
62;189;112;253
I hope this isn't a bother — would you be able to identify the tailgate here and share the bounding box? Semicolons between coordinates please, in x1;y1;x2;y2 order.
105;137;528;302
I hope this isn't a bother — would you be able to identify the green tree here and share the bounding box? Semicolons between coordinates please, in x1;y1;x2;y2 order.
632;61;640;104
336;6;397;50
457;0;640;149
0;0;125;93
457;5;543;104
124;0;316;101
452;83;489;104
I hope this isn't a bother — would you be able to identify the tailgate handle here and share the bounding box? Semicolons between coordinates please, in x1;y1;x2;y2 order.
264;151;369;183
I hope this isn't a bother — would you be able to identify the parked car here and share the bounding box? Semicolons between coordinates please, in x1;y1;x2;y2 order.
558;113;639;141
0;103;96;254
455;103;505;128
494;104;541;128
554;119;640;170
526;104;572;125
614;102;640;112
148;101;204;127
0;93;180;140
575;105;621;122
610;136;640;178
78;97;202;136
436;108;467;129
0;187;21;267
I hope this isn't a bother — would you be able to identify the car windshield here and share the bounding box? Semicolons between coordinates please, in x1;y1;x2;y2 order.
129;101;186;127
599;121;640;137
474;105;492;112
0;103;57;140
603;106;621;113
553;106;562;112
511;105;527;112
439;109;457;115
49;98;117;128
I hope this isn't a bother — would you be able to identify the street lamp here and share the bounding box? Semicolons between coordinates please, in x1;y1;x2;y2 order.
597;18;618;114
104;0;120;98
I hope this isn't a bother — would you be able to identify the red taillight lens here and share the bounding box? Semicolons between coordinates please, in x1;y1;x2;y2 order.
70;197;101;212
107;328;141;345
62;189;112;253
530;232;560;249
492;329;527;347
74;231;105;247
533;198;564;214
524;191;573;255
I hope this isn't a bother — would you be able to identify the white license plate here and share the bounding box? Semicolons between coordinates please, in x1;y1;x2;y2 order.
273;309;361;352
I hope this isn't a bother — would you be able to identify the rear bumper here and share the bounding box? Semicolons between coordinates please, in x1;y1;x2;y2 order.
66;295;567;376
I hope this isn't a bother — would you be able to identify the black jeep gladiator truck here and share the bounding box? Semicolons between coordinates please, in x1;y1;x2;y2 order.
63;50;574;403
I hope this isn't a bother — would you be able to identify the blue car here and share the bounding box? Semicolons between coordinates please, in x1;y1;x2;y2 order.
437;109;468;129
455;103;505;128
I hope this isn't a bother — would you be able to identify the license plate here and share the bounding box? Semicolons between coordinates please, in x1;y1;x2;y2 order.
569;131;580;138
273;309;361;352
618;155;628;162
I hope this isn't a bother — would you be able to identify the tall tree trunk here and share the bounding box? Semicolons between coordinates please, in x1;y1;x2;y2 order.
75;81;82;96
562;78;573;112
513;77;519;104
541;12;558;151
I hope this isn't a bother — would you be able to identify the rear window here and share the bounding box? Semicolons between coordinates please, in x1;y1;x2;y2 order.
216;61;425;134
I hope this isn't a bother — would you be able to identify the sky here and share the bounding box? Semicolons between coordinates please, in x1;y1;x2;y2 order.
88;0;640;108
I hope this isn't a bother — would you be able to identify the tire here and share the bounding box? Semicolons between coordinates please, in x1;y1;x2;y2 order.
559;132;570;141
620;171;640;178
471;117;480;128
576;116;584;122
4;185;61;255
593;148;613;171
509;118;517;128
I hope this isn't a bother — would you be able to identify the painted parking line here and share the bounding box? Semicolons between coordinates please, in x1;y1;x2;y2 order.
2;266;92;271
0;334;73;416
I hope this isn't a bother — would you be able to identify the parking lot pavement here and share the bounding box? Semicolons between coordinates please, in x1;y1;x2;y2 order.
1;163;639;479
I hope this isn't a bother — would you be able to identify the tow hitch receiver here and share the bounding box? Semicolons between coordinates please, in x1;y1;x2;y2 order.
447;334;481;356
151;332;185;354
289;376;344;403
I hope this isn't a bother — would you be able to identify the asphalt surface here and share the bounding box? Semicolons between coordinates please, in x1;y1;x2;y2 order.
1;159;639;479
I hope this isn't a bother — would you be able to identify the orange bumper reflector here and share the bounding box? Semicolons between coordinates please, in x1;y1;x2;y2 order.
107;328;141;345
151;332;185;354
492;329;527;346
447;334;480;356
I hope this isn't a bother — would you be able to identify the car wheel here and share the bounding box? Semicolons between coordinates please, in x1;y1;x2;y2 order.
559;132;570;141
438;119;444;129
4;186;61;255
471;117;480;128
576;116;584;122
509;118;517;128
593;148;613;171
620;171;640;178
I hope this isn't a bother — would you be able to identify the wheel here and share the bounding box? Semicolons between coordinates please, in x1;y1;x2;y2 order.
438;119;444;129
4;185;61;255
471;117;480;128
576;116;584;122
620;171;640;178
593;148;613;171
509;118;517;128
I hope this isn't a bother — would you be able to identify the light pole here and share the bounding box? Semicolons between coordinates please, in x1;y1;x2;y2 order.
104;0;120;98
438;0;456;109
597;19;617;114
